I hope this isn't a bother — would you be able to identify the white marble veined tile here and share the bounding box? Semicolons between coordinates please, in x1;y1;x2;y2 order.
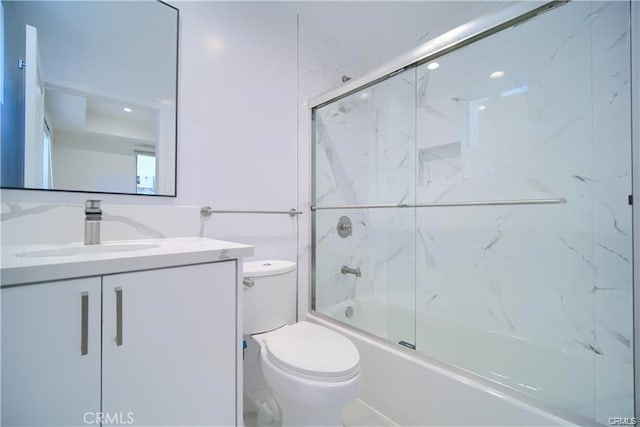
314;68;416;208
595;355;635;421
587;3;634;420
310;0;633;423
1;202;201;246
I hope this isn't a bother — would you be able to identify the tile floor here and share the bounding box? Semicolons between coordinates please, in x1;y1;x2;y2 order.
243;399;398;426
343;399;398;426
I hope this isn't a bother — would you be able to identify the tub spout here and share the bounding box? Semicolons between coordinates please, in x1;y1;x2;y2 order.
341;265;361;277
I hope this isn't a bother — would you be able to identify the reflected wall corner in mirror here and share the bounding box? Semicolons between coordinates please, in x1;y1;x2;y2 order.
0;0;179;197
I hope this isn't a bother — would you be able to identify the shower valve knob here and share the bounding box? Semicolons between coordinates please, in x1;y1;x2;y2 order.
337;216;353;238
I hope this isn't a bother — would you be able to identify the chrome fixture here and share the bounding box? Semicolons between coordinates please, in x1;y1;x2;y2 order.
345;305;354;318
243;278;255;289
200;206;303;218
313;197;566;211
337;216;353;238
341;265;361;277
115;287;123;346
84;200;102;245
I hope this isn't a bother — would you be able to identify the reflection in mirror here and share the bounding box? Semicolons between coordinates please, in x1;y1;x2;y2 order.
1;0;178;196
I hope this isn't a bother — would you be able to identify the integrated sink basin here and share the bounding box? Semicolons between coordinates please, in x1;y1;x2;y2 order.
2;237;254;286
17;243;161;258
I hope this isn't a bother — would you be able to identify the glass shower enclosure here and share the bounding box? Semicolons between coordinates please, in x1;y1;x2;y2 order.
310;1;635;423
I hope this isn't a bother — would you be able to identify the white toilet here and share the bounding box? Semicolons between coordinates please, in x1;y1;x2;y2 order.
243;260;362;427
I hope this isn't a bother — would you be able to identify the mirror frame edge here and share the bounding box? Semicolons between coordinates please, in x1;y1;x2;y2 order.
0;0;180;198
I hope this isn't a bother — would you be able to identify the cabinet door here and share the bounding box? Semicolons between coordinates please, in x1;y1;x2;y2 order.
102;261;237;426
1;278;101;426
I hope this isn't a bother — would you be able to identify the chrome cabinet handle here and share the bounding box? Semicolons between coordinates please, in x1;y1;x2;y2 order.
81;292;89;356
115;287;123;346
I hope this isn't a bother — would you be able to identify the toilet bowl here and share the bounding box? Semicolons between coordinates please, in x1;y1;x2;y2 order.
243;260;362;427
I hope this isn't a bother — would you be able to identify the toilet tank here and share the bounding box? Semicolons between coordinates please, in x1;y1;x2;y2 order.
243;260;297;335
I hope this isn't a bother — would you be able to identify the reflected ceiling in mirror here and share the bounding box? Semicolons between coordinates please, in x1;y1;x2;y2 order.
1;0;178;196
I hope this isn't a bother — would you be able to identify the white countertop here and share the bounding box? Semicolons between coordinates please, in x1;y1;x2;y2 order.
1;237;254;286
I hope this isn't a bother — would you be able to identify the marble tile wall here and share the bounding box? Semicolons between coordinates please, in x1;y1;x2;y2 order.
0;202;201;247
589;2;634;420
314;69;417;344
297;0;510;322
311;1;634;423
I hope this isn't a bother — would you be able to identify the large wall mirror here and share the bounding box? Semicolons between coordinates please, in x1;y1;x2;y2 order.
1;0;178;196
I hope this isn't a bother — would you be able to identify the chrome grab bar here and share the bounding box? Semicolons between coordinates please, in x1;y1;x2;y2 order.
201;207;303;218
312;197;566;211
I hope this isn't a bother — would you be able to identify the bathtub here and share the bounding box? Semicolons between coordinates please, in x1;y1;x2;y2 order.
308;295;598;426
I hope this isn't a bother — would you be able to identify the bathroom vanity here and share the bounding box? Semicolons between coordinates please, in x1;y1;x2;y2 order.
1;237;253;426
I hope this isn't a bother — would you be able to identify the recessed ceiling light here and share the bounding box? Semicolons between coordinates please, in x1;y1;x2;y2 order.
478;105;487;111
490;71;505;79
426;62;440;71
123;107;132;113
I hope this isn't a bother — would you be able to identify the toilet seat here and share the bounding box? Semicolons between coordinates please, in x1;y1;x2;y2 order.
261;321;360;382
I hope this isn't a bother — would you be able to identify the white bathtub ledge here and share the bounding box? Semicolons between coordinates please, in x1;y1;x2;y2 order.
306;313;600;427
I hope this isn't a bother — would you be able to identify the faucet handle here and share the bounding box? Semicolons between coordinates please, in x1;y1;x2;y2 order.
85;199;101;208
85;199;102;217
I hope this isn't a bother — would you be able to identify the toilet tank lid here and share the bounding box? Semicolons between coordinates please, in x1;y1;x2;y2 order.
243;260;296;277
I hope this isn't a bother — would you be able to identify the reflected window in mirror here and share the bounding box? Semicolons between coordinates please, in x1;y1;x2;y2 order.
135;151;156;195
1;0;179;196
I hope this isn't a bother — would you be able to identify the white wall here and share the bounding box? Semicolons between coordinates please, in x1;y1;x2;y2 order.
175;1;299;262
51;131;137;194
1;1;300;261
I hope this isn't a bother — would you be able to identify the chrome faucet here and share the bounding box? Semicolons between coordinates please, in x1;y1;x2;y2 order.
84;200;102;245
341;265;361;277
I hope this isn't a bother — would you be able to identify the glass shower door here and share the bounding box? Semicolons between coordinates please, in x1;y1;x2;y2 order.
311;1;633;423
413;1;633;422
313;68;417;346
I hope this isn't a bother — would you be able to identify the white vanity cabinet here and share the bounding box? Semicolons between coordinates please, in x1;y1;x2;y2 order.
101;261;237;426
1;238;251;427
1;277;102;426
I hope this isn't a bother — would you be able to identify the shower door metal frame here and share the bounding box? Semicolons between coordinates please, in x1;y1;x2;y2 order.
308;2;564;110
632;0;639;420
309;0;638;420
